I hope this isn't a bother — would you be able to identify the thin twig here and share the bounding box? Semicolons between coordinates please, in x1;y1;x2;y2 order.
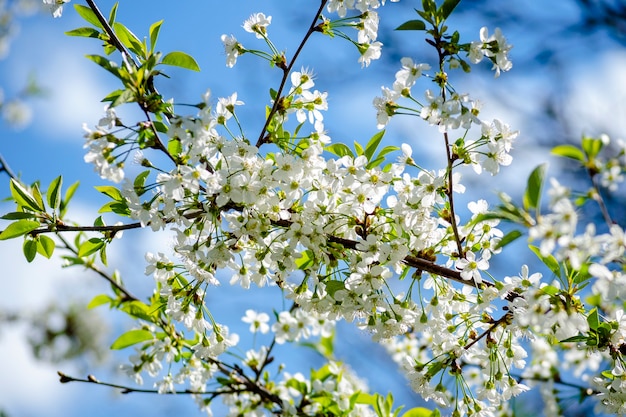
84;0;176;163
255;0;329;148
0;153;17;179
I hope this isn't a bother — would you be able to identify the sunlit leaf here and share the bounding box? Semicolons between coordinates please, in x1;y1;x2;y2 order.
37;235;55;258
47;176;63;211
110;329;154;350
161;51;200;71
0;219;40;240
78;237;105;257
73;4;103;28
10;179;43;212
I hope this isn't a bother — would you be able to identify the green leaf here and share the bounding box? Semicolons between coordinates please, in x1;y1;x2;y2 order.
1;212;38;220
31;183;45;213
73;4;103;28
120;301;155;321
149;20;163;52
23;239;37;262
85;55;123;79
587;307;599;331
367;145;400;169
98;201;130;216
354;141;364;156
582;136;603;159
47;176;63;211
440;0;461;19
65;27;102;38
325;143;354;158
133;170;151;196
60;181;79;217
88;294;114;309
396;20;427;31
0;219;40;240
167;138;182;156
523;163;547;212
325;280;345;298
161;51;200;71
37;235;55;258
110;329;154;350
108;2;118;25
560;335;588;343
401;407;437;417
529;245;561;278
113;22;145;58
494;229;522;250
95;185;124;201
78;237;105;257
551;144;584;162
364;130;385;161
10;179;43;212
110;88;135;108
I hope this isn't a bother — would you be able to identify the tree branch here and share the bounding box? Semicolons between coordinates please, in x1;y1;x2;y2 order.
255;0;329;148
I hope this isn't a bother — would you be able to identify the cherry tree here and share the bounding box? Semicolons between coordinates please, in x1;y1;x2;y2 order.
1;0;625;416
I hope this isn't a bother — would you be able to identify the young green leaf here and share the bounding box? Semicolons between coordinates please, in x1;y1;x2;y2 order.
1;212;38;220
78;237;105;257
73;4;103;28
149;20;164;53
364;130;385;161
106;1;118;23
395;20;427;31
23;239;38;262
47;176;63;211
110;329;154;350
65;27;101;38
493;229;522;250
0;219;41;240
161;51;200;71
581;136;603;159
88;294;114;309
440;0;461;20
523;163;547;212
37;235;56;258
113;22;145;59
551;144;584;162
325;143;354;158
95;185;124;201
529;245;561;278
10;179;44;212
401;406;437;417
587;307;599;332
60;181;79;217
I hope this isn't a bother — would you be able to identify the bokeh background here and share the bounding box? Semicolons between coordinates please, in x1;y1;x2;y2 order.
0;1;625;416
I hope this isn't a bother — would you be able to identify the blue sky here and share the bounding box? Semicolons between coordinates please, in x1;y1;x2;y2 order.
0;1;624;416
